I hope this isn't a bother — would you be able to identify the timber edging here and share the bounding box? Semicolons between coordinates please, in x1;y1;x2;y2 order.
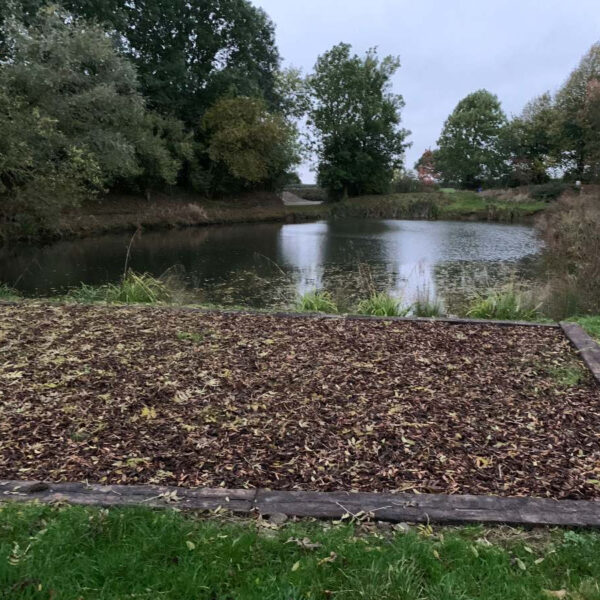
560;322;600;385
1;481;599;528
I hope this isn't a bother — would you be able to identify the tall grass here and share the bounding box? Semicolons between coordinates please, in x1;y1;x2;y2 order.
411;287;444;317
295;290;338;313
356;292;409;317
0;283;20;300
467;285;542;321
67;271;180;305
537;191;600;318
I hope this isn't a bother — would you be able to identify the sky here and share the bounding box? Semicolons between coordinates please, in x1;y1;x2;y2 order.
251;0;600;183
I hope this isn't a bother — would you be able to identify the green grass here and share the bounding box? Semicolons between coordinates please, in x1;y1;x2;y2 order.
546;363;589;387
1;503;600;600
295;290;338;314
66;271;176;305
356;292;409;317
467;286;542;321
570;316;600;342
0;283;20;300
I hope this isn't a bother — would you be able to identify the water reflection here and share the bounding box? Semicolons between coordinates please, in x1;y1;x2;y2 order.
0;219;542;311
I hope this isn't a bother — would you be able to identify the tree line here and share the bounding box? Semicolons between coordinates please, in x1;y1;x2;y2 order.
1;1;599;238
0;1;412;237
418;44;600;189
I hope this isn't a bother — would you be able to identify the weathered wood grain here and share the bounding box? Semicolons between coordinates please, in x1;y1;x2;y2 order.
0;481;255;512
2;481;599;527
561;322;600;385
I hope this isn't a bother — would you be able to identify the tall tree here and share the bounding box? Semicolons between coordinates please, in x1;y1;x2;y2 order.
6;0;282;126
504;93;555;185
203;96;299;193
415;149;440;185
308;43;410;200
436;90;508;189
0;6;189;235
554;43;600;180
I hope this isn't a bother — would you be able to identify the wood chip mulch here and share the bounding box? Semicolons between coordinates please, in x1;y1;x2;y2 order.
1;303;599;500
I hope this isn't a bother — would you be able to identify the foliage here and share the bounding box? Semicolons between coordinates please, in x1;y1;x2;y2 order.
467;285;542;321
3;504;600;600
527;181;571;201
503;94;556;185
415;149;441;185
0;7;189;236
308;43;410;200
435;90;508;189
285;185;328;202
390;171;434;193
537;191;600;317
203;96;299;190
356;292;408;317
0;283;20;299
295;290;338;313
412;294;444;318
6;0;282;125
67;271;175;304
570;316;600;342
0;88;101;237
553;43;600;181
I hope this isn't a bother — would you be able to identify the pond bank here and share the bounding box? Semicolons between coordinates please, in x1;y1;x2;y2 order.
9;190;547;243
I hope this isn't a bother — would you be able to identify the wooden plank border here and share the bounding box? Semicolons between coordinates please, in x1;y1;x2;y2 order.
2;481;599;528
561;322;600;385
0;300;560;329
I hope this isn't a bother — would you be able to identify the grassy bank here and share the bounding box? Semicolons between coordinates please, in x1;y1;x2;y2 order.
21;189;547;242
1;503;599;600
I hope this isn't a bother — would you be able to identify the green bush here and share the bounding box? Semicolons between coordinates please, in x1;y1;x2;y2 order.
286;185;328;202
356;292;408;317
528;182;571;201
295;290;338;313
467;286;542;321
412;298;444;317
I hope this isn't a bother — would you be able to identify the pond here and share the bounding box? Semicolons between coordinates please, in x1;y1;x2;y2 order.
0;219;542;313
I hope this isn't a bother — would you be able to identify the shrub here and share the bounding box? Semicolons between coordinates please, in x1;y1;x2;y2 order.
412;299;444;318
467;286;542;321
295;290;338;313
528;182;572;201
356;292;408;317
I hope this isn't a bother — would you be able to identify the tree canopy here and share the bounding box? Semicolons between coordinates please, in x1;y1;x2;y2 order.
308;43;410;200
435;90;508;189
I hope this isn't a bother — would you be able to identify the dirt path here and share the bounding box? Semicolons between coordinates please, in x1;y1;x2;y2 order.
282;191;323;206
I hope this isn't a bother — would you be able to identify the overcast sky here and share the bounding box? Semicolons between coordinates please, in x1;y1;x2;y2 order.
252;0;600;183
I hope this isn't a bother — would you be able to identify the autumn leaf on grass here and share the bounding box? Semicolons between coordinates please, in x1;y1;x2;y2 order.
291;561;301;572
543;591;567;599
317;552;337;566
286;537;322;550
140;406;157;419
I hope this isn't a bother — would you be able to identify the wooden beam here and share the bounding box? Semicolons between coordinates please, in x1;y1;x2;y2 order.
2;481;599;528
561;322;600;385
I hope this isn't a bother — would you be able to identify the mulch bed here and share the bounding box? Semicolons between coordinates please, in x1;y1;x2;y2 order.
1;303;599;500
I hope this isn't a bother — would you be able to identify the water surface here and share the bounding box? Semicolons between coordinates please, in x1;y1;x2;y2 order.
0;219;542;312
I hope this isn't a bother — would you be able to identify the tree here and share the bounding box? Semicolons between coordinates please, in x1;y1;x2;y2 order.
415;149;440;185
8;0;282;126
203;96;299;193
503;94;556;185
308;43;410;200
0;89;101;236
554;43;600;180
0;7;189;235
436;90;508;189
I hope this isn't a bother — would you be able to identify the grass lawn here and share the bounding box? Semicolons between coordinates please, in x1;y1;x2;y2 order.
1;303;599;499
1;503;600;600
572;316;600;342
